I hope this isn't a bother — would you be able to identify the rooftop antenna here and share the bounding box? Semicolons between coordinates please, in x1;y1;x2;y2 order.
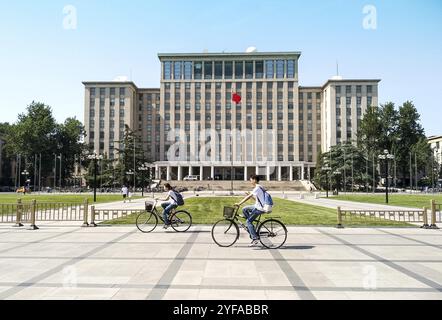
336;60;339;76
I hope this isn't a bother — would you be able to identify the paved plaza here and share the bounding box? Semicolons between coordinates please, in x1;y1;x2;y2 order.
0;222;441;300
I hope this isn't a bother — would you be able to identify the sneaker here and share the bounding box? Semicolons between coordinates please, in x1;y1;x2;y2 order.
163;224;171;230
249;239;260;247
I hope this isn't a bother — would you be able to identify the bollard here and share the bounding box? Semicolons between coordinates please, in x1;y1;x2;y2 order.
421;207;430;229
336;206;344;229
82;198;89;227
299;193;304;200
14;199;24;227
29;199;39;230
430;200;440;229
89;206;97;227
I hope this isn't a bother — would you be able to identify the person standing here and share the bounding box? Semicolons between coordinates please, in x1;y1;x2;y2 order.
121;185;129;203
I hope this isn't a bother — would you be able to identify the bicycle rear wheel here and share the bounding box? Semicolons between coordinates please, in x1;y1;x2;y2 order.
211;219;240;247
170;211;192;232
258;219;287;249
136;212;158;233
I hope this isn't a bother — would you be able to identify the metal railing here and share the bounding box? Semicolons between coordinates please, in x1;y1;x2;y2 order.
0;199;89;229
430;200;441;229
89;207;143;227
336;206;429;229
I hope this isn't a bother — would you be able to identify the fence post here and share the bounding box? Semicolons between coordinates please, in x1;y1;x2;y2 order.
430;200;440;229
82;199;89;227
421;207;429;229
29;199;39;230
336;206;344;229
14;198;24;227
90;206;97;227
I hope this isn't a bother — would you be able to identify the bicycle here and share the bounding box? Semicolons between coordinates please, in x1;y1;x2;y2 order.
136;199;192;233
211;205;287;249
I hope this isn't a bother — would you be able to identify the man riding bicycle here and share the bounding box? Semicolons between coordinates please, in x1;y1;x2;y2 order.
235;174;270;247
156;183;181;229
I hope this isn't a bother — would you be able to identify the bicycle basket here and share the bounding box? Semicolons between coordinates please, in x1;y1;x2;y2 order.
223;206;236;219
145;202;154;212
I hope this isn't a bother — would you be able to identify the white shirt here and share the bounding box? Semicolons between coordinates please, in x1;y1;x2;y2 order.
121;187;128;195
168;190;178;205
252;185;266;210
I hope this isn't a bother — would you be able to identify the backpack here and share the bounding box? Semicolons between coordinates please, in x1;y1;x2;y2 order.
170;190;185;206
257;187;274;213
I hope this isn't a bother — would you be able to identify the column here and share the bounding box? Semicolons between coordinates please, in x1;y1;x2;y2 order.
155;165;159;180
301;165;305;181
244;166;248;181
200;166;204;181
177;166;182;181
166;166;171;181
289;165;294;181
307;166;311;181
189;166;193;176
211;166;215;180
266;166;271;181
278;166;282;182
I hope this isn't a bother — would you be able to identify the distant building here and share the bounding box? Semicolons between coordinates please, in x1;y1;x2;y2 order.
83;51;380;181
428;135;442;166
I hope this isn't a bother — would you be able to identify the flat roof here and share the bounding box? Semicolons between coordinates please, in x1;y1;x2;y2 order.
158;51;302;60
322;79;381;88
82;81;138;88
428;135;442;141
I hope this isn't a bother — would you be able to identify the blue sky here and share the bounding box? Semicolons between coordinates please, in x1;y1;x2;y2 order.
0;0;441;135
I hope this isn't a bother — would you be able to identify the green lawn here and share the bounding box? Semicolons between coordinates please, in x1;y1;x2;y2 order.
0;194;140;205
105;197;412;227
331;194;442;209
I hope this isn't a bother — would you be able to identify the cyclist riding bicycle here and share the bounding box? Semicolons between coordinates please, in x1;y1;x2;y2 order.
235;174;271;247
156;183;184;229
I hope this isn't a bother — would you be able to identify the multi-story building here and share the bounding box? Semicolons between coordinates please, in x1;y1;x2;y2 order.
83;51;380;182
428;135;442;166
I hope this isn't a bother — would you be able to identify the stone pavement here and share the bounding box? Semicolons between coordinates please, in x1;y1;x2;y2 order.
0;223;441;300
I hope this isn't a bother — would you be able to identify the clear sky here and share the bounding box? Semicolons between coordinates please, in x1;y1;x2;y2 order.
0;0;441;135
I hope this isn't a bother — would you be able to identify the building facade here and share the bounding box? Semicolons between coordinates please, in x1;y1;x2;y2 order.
428;135;442;166
83;51;380;181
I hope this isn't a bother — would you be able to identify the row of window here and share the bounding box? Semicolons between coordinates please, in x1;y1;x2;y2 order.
335;85;373;95
90;87;126;97
336;96;373;106
163;60;297;80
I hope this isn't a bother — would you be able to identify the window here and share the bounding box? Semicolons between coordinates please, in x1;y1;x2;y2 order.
235;61;244;79
276;60;285;78
346;97;351;105
356;85;362;94
90;88;96;97
174;61;182;80
245;61;253;79
255;61;264;79
215;61;223;79
357;97;362;105
287;60;295;78
335;86;341;95
194;61;202;79
265;60;274;78
346;86;351;94
184;61;192;79
336;97;341;105
224;62;233;79
367;97;373;106
204;61;213;79
164;62;172;80
367;85;373;94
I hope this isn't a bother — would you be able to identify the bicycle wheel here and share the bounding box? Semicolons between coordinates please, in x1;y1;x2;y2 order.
170;210;192;232
258;219;287;249
211;219;240;247
136;211;158;233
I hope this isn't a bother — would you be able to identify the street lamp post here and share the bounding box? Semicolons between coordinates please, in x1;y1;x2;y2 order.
21;170;29;193
138;163;150;197
87;151;103;203
378;150;395;204
126;170;135;195
322;166;331;198
333;170;342;196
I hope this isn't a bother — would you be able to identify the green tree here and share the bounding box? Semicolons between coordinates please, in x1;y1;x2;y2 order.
314;142;376;192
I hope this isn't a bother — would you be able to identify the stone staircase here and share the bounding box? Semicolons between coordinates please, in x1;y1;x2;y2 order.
168;180;307;191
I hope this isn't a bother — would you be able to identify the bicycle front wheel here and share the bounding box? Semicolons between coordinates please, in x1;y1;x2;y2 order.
136;212;158;233
258;219;287;249
211;219;240;247
170;211;192;232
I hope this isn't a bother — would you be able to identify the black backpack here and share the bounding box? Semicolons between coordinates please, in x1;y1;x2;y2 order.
170;190;185;206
